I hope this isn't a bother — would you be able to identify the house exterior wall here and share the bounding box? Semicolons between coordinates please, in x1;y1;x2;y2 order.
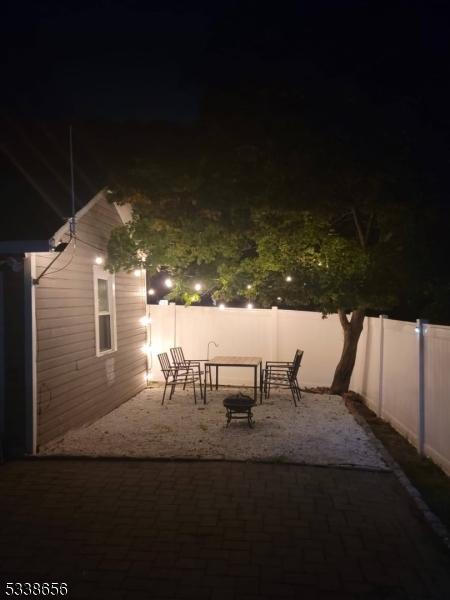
34;195;146;447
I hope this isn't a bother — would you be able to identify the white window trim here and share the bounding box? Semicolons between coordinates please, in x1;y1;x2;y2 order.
93;265;117;357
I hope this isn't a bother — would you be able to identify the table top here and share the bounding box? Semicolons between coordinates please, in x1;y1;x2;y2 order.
206;356;262;367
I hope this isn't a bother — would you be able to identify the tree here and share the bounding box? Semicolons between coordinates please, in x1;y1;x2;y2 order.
107;87;424;394
108;175;415;394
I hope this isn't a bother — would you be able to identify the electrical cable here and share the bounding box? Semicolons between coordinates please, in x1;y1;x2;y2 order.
45;237;77;276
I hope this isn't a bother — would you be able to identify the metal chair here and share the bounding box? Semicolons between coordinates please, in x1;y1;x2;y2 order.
170;347;207;397
263;350;303;406
157;352;201;405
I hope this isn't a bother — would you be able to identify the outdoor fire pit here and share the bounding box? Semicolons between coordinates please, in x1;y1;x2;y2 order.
223;393;256;428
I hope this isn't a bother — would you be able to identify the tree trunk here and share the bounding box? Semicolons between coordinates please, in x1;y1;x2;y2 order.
330;308;365;395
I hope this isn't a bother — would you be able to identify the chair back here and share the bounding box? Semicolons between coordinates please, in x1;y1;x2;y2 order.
289;350;304;381
292;348;302;363
170;347;186;367
158;352;172;381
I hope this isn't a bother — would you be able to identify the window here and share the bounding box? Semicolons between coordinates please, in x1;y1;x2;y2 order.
93;266;117;356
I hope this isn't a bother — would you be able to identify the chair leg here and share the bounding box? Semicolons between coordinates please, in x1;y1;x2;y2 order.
293;378;301;403
290;382;298;407
183;370;188;390
198;366;203;399
169;382;176;399
162;380;168;405
193;377;197;404
289;381;299;407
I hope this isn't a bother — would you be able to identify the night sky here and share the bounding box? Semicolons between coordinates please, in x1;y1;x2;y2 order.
2;0;450;124
1;0;450;228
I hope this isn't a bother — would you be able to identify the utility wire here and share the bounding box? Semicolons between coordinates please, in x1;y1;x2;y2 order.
33;236;77;283
46;237;77;276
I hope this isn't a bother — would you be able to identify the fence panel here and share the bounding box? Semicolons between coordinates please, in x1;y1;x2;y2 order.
381;319;419;444
150;305;274;384
277;310;343;387
150;305;348;388
424;325;450;474
353;317;380;412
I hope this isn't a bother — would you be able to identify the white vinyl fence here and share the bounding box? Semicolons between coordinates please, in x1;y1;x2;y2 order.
353;317;450;476
148;304;450;475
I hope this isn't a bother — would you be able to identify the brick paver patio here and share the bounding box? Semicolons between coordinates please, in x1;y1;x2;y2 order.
0;459;449;599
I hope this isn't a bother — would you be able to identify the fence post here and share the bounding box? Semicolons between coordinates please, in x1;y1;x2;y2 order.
378;315;387;417
169;302;177;348
416;318;427;456
271;306;279;361
145;303;152;384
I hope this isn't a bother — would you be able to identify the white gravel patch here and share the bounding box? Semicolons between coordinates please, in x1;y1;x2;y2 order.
39;386;387;469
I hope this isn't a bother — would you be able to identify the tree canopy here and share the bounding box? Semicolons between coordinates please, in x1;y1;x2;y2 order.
106;85;448;391
108;86;419;315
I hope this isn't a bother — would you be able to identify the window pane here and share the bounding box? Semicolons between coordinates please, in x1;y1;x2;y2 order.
99;314;112;351
97;278;109;312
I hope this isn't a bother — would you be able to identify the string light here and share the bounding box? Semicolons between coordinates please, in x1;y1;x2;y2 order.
247;303;254;310
148;288;155;295
194;282;202;291
95;256;104;265
141;344;152;355
139;316;152;326
218;303;226;310
285;275;292;282
164;278;173;288
246;284;252;289
133;269;142;277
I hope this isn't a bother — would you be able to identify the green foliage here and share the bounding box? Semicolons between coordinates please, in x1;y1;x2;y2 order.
108;187;410;315
106;87;426;318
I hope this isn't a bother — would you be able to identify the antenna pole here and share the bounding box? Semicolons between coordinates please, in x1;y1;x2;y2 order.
69;125;76;237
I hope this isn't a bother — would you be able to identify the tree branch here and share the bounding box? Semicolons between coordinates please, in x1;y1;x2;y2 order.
351;207;366;249
364;212;374;246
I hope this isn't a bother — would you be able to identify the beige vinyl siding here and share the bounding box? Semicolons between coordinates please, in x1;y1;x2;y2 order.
35;195;146;447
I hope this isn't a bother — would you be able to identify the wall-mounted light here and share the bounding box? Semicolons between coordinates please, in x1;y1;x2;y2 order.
164;278;173;288
95;256;104;265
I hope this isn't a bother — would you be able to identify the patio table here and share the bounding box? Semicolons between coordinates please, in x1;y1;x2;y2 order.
204;356;263;404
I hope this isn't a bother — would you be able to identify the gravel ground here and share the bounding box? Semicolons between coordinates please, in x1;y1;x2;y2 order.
39;386;387;469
